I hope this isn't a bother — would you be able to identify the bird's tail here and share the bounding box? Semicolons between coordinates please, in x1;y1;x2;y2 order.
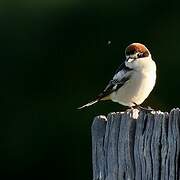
77;99;99;109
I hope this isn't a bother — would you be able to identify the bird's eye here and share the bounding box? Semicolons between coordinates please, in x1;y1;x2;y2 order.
137;53;143;58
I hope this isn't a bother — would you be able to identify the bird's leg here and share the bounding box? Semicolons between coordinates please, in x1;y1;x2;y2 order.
147;106;154;111
132;102;139;109
126;105;135;113
132;102;154;112
138;106;154;111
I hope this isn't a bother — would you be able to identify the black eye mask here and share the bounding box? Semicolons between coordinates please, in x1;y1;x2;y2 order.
137;51;149;58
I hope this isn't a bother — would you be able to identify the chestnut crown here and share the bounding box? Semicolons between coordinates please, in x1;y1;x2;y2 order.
125;43;150;58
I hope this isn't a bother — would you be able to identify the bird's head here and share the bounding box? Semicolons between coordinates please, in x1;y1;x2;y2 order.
125;43;152;69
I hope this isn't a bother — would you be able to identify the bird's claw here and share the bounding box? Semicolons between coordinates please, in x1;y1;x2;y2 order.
137;106;154;112
132;103;154;112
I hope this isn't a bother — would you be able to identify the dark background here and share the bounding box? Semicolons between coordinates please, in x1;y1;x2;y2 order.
0;0;179;179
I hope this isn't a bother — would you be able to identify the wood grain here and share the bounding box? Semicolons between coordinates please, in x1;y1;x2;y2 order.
91;108;180;180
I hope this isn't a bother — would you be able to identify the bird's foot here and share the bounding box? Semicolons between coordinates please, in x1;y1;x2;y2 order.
126;107;133;112
132;103;154;112
138;106;154;112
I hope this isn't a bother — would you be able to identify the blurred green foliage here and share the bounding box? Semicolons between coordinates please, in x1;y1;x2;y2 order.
0;0;179;179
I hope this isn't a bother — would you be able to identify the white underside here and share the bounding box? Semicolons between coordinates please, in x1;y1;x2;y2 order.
110;58;156;107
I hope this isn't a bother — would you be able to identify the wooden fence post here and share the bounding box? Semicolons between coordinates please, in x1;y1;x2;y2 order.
91;108;180;180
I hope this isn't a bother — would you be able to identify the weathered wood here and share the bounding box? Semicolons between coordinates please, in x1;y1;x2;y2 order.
91;108;180;180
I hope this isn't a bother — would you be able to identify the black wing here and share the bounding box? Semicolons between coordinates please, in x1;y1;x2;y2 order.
77;62;132;109
97;62;132;100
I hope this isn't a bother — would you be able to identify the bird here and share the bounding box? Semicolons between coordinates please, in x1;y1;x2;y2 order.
78;43;156;110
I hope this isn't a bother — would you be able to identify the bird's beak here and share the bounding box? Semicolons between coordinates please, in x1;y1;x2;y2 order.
128;58;134;63
126;57;134;63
